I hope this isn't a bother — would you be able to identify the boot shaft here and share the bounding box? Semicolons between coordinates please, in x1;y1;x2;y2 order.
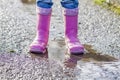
63;8;79;39
36;7;52;42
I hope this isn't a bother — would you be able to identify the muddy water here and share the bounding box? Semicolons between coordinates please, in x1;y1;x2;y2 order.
21;0;35;4
30;40;118;69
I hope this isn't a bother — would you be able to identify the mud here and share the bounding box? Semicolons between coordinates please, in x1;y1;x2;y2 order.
21;0;35;4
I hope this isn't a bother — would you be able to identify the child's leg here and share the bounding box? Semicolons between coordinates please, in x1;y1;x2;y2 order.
29;0;53;54
61;0;84;54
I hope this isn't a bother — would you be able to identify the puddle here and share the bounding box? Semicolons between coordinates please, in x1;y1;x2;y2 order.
0;40;119;79
29;40;118;69
30;40;117;62
21;0;35;4
82;44;118;62
0;50;119;80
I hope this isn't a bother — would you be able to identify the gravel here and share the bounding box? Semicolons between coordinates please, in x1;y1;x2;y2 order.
0;0;120;58
0;53;120;80
0;0;120;80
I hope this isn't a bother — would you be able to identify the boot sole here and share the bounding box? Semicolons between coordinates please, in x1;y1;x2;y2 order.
65;40;85;55
29;48;47;54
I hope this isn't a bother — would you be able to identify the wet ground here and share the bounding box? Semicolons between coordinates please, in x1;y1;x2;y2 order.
0;0;120;80
0;40;120;80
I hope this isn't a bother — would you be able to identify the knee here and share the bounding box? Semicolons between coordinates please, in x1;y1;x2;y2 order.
37;0;53;8
61;0;79;9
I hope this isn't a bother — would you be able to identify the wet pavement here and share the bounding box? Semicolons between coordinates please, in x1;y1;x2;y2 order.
0;0;120;80
0;40;120;80
0;0;120;58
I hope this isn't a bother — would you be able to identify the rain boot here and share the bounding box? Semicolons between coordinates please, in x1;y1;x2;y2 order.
64;8;84;55
29;7;52;54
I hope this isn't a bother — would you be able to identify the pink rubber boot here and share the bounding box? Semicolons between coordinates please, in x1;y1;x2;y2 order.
64;8;84;55
29;7;52;54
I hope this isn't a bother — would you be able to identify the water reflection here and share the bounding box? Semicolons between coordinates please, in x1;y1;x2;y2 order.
29;40;118;69
64;53;83;68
